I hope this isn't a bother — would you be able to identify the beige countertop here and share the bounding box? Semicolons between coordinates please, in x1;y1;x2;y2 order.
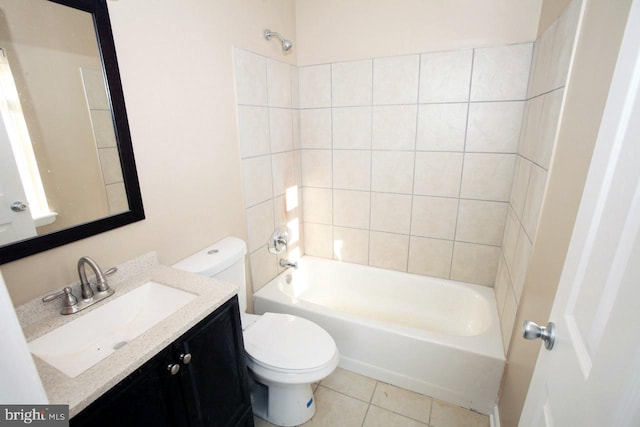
16;252;237;417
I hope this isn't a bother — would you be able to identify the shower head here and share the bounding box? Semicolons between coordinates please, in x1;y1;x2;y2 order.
264;29;293;52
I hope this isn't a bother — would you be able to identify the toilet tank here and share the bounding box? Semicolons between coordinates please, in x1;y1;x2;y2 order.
173;237;248;313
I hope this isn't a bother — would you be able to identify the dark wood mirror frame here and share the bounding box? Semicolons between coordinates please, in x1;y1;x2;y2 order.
0;0;144;264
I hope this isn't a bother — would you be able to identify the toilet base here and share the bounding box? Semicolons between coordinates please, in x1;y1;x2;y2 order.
248;372;316;426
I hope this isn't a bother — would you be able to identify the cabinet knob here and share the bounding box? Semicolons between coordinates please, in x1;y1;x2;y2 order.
180;353;192;365
167;363;180;375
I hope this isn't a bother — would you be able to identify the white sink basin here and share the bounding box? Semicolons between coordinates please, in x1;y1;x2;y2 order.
28;281;197;378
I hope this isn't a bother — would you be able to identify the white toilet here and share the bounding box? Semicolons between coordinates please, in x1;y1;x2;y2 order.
174;237;339;426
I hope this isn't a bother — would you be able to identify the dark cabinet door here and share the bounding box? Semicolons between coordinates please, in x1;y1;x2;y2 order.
70;347;188;427
175;297;253;427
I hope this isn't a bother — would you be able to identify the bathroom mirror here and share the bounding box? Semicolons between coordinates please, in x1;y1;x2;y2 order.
0;0;144;264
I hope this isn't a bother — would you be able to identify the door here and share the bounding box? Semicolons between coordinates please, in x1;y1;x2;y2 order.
520;0;640;425
0;116;36;245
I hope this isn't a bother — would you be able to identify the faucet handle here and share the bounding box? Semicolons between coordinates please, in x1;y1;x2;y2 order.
43;287;78;313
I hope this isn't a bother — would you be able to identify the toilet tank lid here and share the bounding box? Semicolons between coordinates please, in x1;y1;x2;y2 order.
173;237;247;277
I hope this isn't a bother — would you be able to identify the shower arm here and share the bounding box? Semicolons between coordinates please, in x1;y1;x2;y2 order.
264;29;284;42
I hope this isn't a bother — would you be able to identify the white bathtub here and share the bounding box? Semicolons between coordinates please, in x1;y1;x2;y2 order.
253;256;505;415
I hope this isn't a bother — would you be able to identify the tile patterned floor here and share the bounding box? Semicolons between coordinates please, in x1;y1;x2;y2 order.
254;368;490;427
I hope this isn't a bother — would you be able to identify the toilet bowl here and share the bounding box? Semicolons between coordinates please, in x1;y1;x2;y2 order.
174;237;339;426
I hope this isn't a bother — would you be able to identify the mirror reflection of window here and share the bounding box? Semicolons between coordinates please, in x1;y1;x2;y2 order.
0;48;56;227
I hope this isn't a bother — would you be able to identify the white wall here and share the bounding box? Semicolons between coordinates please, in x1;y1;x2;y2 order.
1;0;297;305
295;0;542;65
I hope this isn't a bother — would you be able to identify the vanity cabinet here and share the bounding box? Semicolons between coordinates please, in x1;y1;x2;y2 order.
70;296;253;427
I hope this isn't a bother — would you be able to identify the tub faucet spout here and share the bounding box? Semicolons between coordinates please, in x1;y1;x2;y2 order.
279;258;298;269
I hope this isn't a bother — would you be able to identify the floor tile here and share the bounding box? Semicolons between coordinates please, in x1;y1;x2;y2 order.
430;400;490;427
301;386;369;427
370;382;432;424
320;368;378;402
363;405;429;427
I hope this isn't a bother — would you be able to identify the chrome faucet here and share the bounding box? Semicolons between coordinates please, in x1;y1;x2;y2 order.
78;256;111;299
279;258;298;269
43;257;116;315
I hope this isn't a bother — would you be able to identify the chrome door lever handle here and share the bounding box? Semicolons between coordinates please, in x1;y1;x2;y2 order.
522;320;556;350
11;201;28;212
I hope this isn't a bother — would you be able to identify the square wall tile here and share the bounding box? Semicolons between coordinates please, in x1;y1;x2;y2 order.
414;152;463;197
369;231;410;272
500;285;518;352
537;89;564;169
269;108;293;153
509;157;532;219
371;151;415;194
518;96;543;163
549;0;581;91
522;164;547;242
416;103;467;152
456;200;508;246
299;64;331;108
333;189;370;229
274;193;301;233
501;207;520;275
466;101;524;153
333;227;370;265
373;55;420;105
237;106;270;158
332;59;373;107
470;43;533;102
300;109;332;149
266;59;292;108
333;107;372;149
246;200;275;252
242;156;273;207
302;187;332;224
333;150;371;191
511;228;533;304
460;153;516;201
408;236;453;279
233;49;267;106
419;49;473;103
371;192;412;234
271;151;296;197
372;105;418;150
90;110;117;148
301;150;332;188
249;247;278;292
304;223;334;258
450;242;500;286
106;183;127;214
494;257;511;317
410;195;458;240
99;147;124;184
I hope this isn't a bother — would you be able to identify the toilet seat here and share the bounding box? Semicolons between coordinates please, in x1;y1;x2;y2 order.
243;312;339;376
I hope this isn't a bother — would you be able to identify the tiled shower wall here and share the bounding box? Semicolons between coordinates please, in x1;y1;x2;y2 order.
233;49;303;290
235;43;538;290
299;44;532;286
494;0;581;350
